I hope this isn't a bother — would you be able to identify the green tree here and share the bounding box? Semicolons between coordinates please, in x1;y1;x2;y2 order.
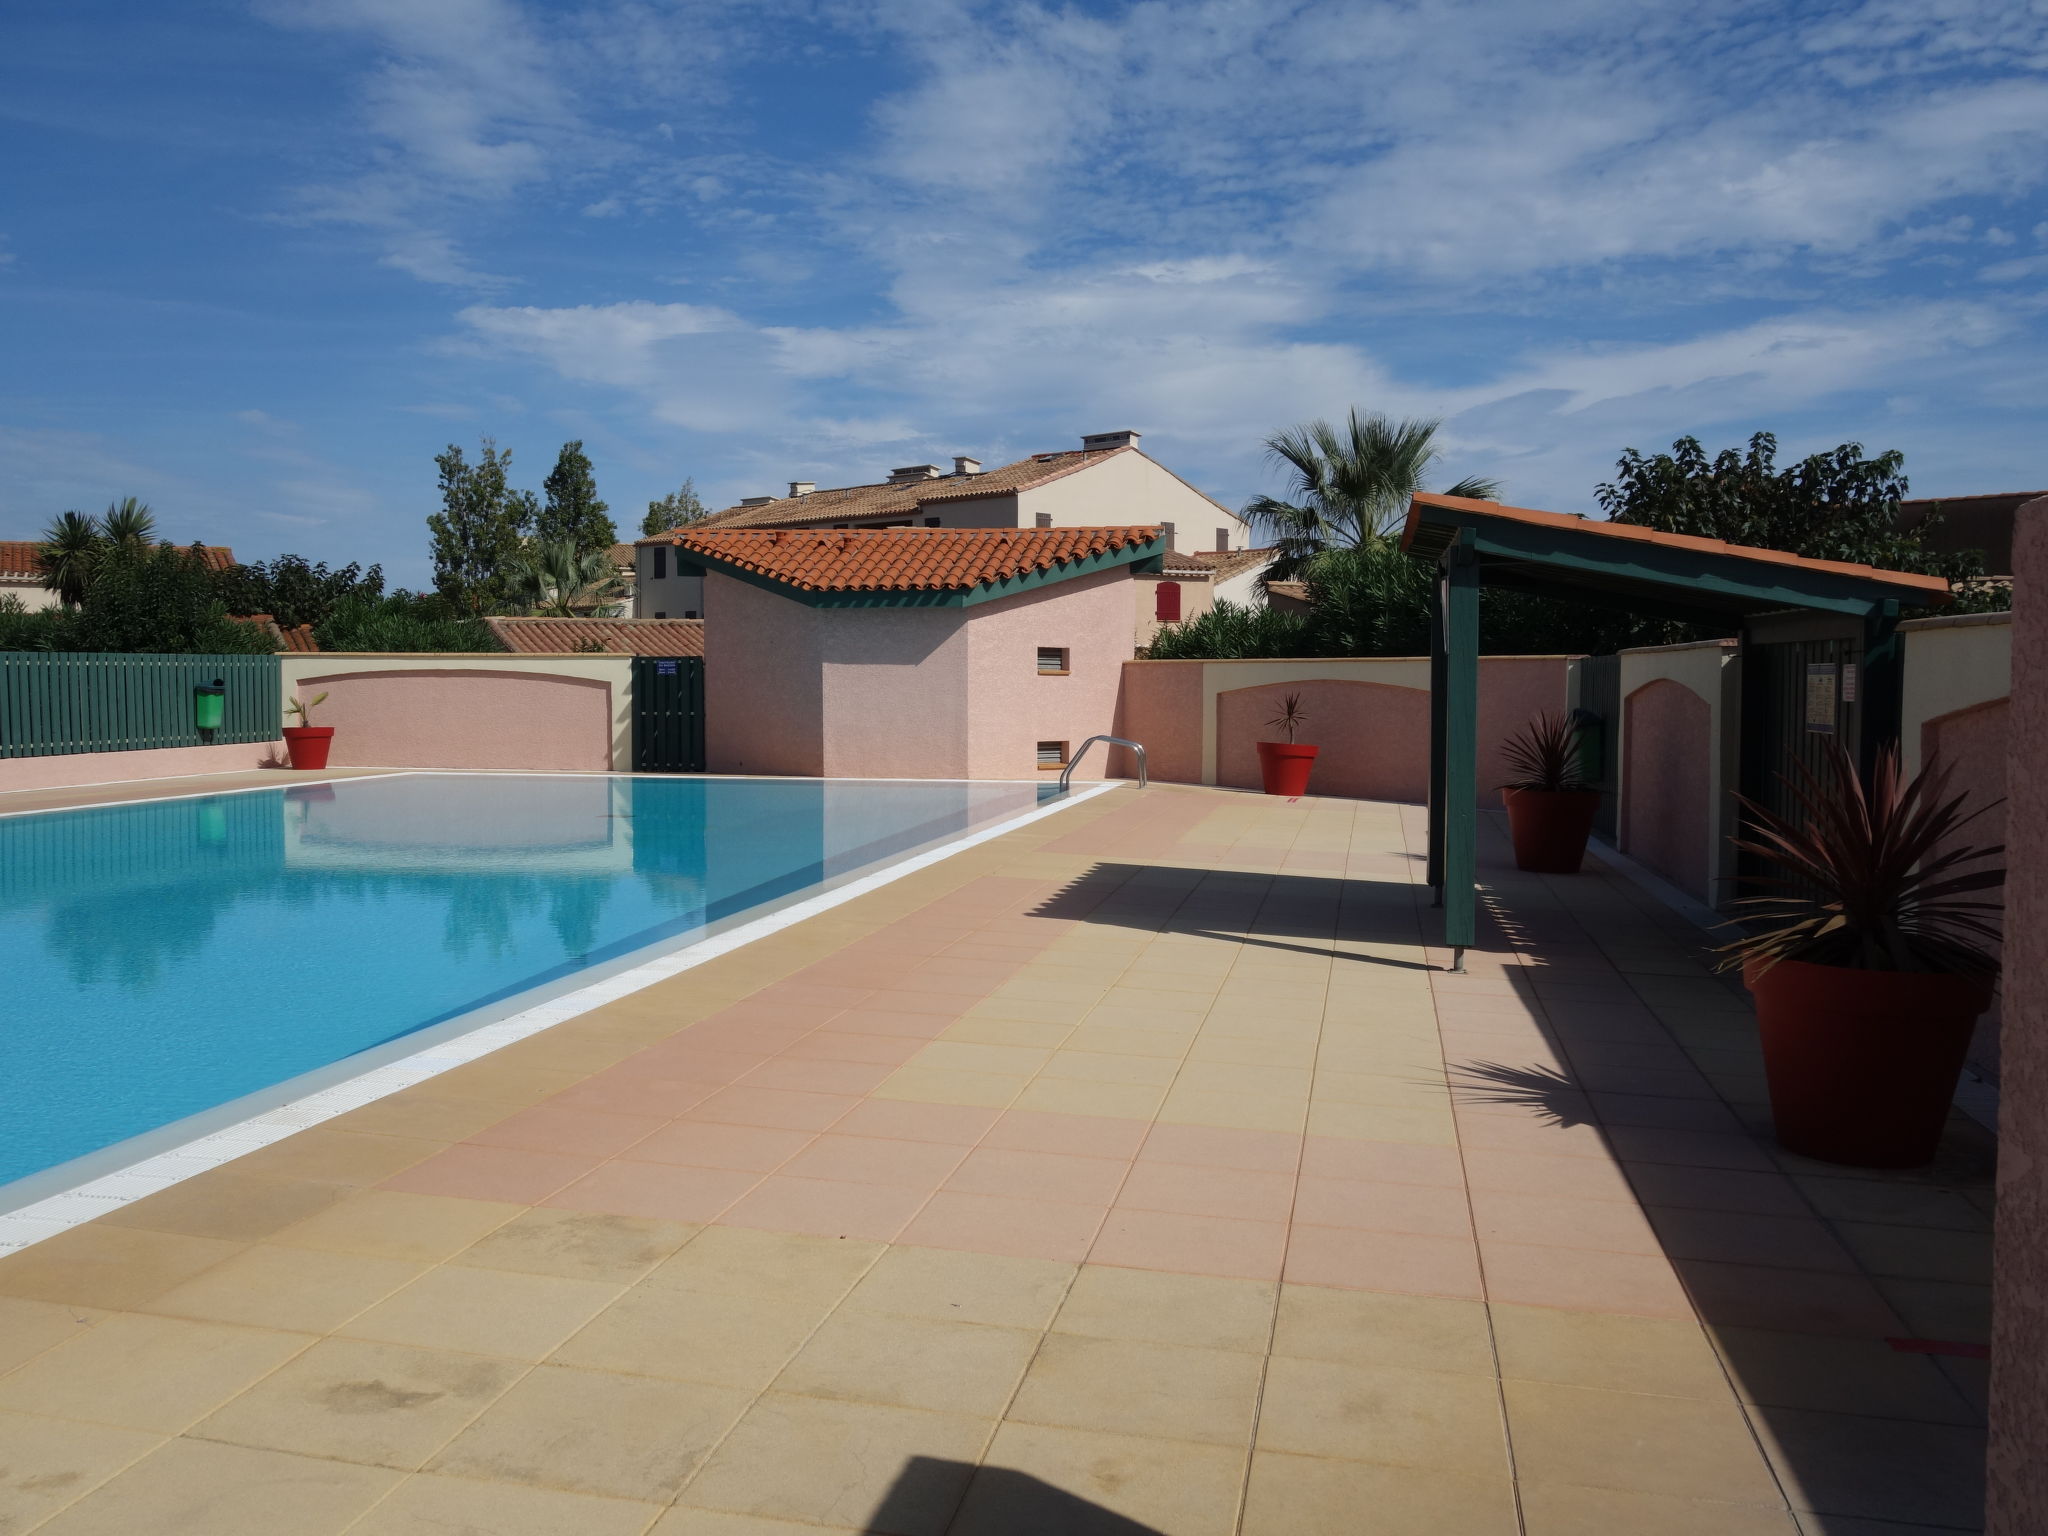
213;555;385;630
315;592;505;652
69;542;276;654
428;439;534;614
37;510;104;606
1243;411;1500;581
504;538;626;617
537;440;616;556
642;478;707;536
99;497;157;546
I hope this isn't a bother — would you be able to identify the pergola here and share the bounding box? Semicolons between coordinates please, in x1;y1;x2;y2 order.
1399;493;1953;971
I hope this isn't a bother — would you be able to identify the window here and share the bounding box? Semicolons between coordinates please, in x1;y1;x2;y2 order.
1036;647;1069;675
1034;511;1053;528
924;517;941;527
1216;528;1230;552
654;611;667;619
683;610;699;620
653;546;667;580
1036;741;1069;769
1155;581;1182;622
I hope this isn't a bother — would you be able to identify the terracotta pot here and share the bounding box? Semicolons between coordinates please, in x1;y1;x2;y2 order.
1255;741;1319;796
282;726;335;770
1749;958;1990;1168
1501;787;1601;873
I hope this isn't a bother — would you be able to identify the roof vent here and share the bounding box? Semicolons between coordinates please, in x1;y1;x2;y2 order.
739;496;774;507
952;456;982;477
789;481;815;498
1080;430;1140;453
887;464;944;484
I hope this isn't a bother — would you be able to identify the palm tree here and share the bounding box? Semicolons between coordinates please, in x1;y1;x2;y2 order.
504;538;626;617
1243;410;1501;581
99;497;157;546
37;510;103;606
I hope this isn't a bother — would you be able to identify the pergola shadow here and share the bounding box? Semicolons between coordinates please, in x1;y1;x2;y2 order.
866;1455;1166;1533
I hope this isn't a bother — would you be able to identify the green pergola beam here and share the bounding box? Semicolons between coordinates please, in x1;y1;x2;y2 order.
1427;580;1447;901
1441;533;1480;970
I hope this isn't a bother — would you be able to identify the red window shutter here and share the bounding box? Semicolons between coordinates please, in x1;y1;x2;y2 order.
1155;581;1182;621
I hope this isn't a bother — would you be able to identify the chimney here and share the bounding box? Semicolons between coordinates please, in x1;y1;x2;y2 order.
788;481;815;498
739;496;774;507
952;456;982;477
887;464;944;485
1081;429;1141;453
1160;521;1176;552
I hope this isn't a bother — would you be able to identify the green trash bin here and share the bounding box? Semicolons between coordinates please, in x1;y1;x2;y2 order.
194;680;226;735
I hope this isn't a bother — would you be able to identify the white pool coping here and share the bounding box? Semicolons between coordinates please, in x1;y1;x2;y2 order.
0;775;1120;1254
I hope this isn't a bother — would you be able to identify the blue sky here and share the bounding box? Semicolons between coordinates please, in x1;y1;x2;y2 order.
2;0;2044;587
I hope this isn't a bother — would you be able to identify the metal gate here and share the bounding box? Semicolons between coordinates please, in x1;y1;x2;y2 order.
1736;616;1862;885
631;657;705;773
1570;654;1622;841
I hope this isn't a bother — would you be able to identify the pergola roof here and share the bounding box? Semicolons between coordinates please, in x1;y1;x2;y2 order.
1401;493;1950;624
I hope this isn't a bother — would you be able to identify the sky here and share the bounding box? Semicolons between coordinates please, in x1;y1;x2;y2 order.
1;0;2044;588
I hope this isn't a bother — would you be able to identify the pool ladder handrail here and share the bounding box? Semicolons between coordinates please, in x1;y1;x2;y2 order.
1058;735;1146;792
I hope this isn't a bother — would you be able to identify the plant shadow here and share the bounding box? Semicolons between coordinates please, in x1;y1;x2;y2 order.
865;1455;1166;1534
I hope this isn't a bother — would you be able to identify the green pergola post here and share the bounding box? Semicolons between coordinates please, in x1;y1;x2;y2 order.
1860;597;1903;778
1441;532;1481;970
1427;578;1447;904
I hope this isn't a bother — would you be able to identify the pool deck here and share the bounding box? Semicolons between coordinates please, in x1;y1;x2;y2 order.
0;781;1994;1534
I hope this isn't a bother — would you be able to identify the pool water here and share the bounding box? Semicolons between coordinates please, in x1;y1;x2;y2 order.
1;773;1059;1195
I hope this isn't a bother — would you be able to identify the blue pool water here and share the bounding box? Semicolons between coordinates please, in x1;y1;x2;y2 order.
2;773;1059;1196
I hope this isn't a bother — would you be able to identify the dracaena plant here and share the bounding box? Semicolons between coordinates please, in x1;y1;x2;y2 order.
1720;743;2005;981
1500;712;1590;792
1266;692;1309;744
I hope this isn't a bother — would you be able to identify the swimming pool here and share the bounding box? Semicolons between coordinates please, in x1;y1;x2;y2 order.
1;772;1075;1204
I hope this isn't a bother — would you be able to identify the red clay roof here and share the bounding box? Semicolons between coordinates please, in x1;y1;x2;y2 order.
1160;547;1275;580
1402;494;1952;599
676;527;1161;594
0;540;236;580
485;616;705;656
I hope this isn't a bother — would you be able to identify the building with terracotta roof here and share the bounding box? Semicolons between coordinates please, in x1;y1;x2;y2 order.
1136;545;1277;646
677;526;1163;779
632;431;1246;623
485;616;704;656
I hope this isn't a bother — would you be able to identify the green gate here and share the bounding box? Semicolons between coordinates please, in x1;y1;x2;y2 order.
631;657;705;772
1570;654;1622;842
1737;614;1864;886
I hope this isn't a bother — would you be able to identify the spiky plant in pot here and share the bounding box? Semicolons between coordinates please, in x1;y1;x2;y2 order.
1255;691;1320;796
1498;712;1600;873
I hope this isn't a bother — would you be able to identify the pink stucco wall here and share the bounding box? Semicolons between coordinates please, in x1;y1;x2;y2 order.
1925;698;2009;1078
1114;661;1204;784
704;574;827;776
299;668;613;771
1990;497;2048;1536
961;569;1132;780
1620;678;1713;901
0;738;285;794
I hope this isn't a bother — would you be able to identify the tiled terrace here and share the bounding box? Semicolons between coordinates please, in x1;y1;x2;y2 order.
0;783;1995;1534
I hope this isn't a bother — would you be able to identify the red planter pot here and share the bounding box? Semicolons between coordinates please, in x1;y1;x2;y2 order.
1749;958;1989;1168
282;726;335;770
1255;741;1319;797
1501;787;1601;873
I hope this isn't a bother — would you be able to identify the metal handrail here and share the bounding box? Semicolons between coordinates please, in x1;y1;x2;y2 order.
1058;735;1147;791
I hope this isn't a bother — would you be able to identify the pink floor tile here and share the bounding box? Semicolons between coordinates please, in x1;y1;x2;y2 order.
898;1190;1107;1263
1089;1209;1287;1282
466;1105;667;1160
382;1144;600;1204
1283;1225;1484;1298
945;1147;1132;1206
740;1057;898;1096
549;1075;715;1118
1647;1208;1860;1273
1292;1176;1473;1239
631;1045;773;1084
780;1133;969;1189
1461;1147;1637;1203
782;1032;926;1067
832;1005;962;1035
1299;1137;1466;1189
1113;1161;1294;1223
545;1161;763;1223
1588;1092;1744;1134
1480;1241;1694;1318
718;1175;931;1242
1621;1162;1810;1217
984;1110;1150;1160
1465;1189;1662;1255
625;1121;817;1173
1137;1123;1302;1174
1602;1126;1778;1172
749;982;877;1011
1451;1111;1611;1160
688;1086;861;1132
1672;1259;1906;1335
830;1099;1001;1145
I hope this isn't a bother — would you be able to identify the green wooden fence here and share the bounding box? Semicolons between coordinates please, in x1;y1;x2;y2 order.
0;653;282;758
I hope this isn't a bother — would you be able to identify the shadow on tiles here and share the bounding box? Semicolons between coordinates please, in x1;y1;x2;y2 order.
867;1455;1166;1535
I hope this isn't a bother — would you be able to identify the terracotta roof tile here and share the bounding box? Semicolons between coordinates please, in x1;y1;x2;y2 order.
485;617;705;656
676;527;1161;594
0;539;235;581
1160;547;1275;580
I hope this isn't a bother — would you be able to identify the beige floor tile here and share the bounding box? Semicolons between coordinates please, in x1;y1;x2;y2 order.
774;1310;1040;1416
272;1190;523;1263
1035;1050;1180;1087
1010;1076;1169;1119
1063;1022;1198;1057
1052;1265;1276;1353
346;1472;661;1535
1491;1305;1729;1399
1239;1449;1519;1536
952;1420;1247;1536
553;1284;832;1390
193;1337;526;1470
232;1129;446;1187
139;1243;425;1333
1186;1033;1320;1069
840;1246;1076;1330
1007;1332;1263;1446
32;1438;400;1536
1312;1070;1453;1110
1519;1481;1800;1534
430;1364;751;1502
678;1393;992;1534
99;1171;349;1242
1156;1087;1307;1135
339;1266;623;1360
1502;1379;1785;1505
0;1311;312;1432
644;1226;882;1306
942;1016;1075;1048
0;1294;102;1372
1710;1326;1981;1423
453;1207;699;1283
1306;1098;1457;1144
652;1511;860;1535
0;1223;242;1310
1272;1285;1495;1376
324;1091;516;1144
874;1065;1028;1109
915;1041;1055;1077
1255;1354;1509;1473
1748;1405;1985;1528
0;1409;162;1533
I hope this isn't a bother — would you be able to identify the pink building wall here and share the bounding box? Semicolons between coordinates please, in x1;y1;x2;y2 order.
1113;660;1204;784
0;739;284;795
1990;497;2048;1535
1926;699;2009;1077
298;668;613;771
1620;679;1713;900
